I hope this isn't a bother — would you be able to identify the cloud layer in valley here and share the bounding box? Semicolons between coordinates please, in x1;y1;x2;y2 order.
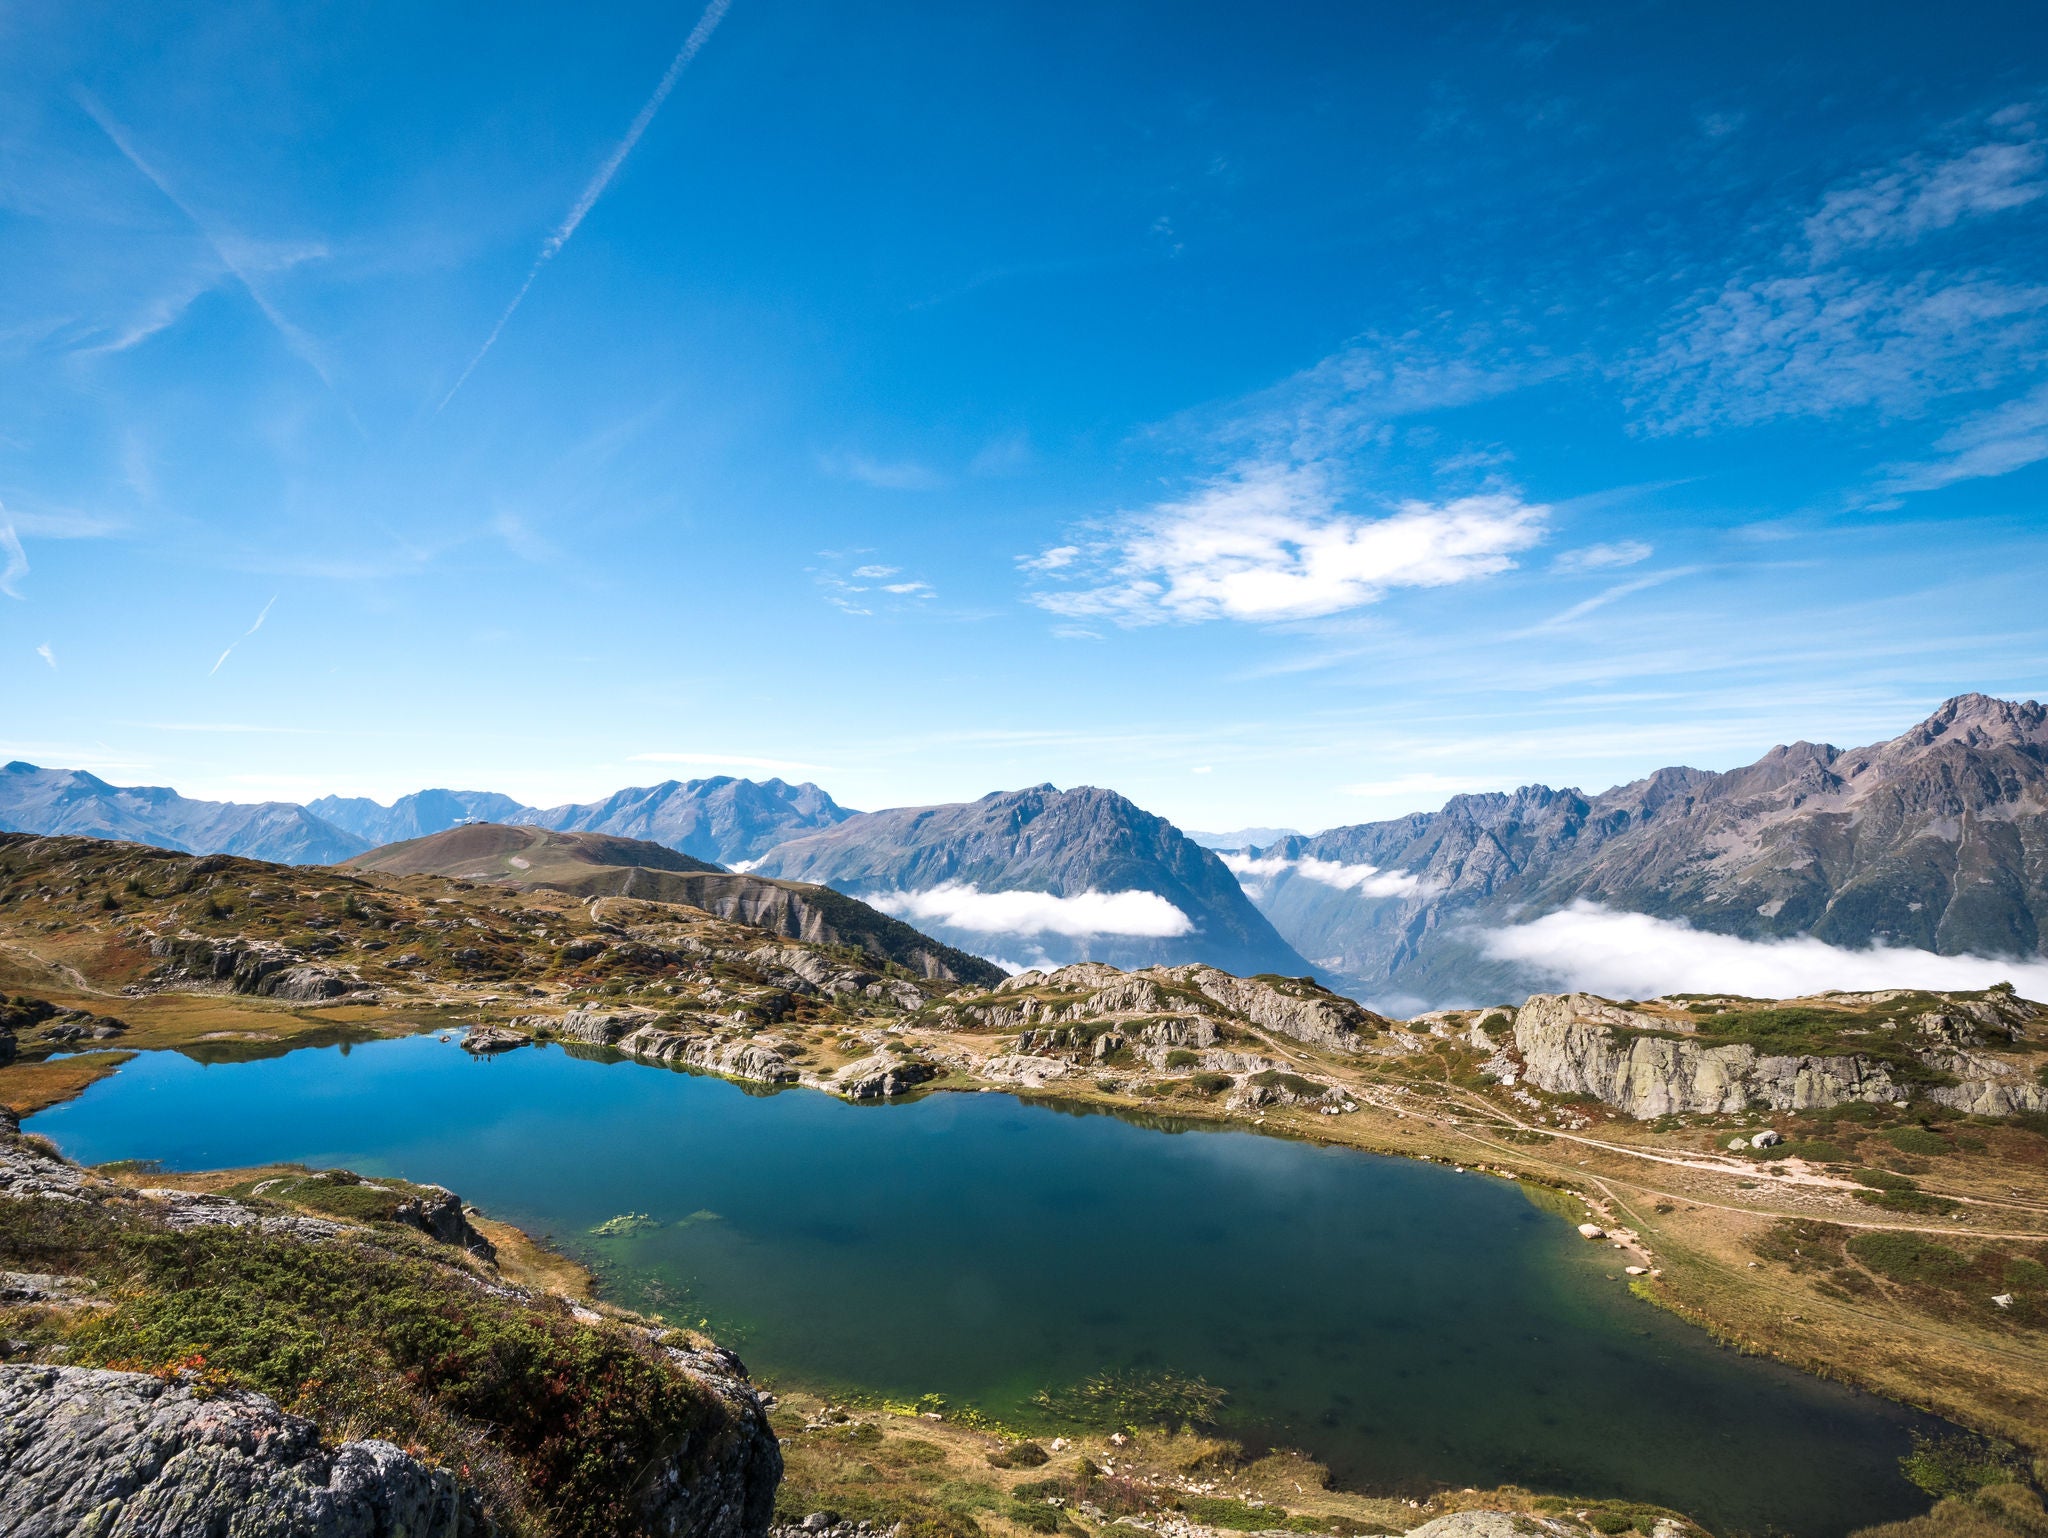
1221;852;1431;900
1477;901;2048;1000
869;883;1194;938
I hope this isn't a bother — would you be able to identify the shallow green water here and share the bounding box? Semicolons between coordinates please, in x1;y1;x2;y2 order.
28;1033;1942;1537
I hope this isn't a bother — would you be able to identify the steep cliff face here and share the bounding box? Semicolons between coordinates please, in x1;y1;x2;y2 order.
1508;994;1903;1116
1503;989;2048;1118
1244;695;2048;1004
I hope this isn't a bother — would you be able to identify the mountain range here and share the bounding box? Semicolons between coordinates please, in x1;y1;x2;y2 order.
0;762;365;865
1236;693;2048;1004
6;693;2044;1003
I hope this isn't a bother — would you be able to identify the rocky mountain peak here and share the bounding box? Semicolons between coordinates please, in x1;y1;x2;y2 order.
1893;692;2048;755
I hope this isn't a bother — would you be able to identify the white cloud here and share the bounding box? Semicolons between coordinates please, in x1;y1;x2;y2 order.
35;643;55;669
1880;379;2048;494
1219;852;1430;900
1803;132;2046;260
882;581;932;596
1027;464;1545;626
1019;545;1080;572
1477;900;2048;999
851;564;899;579
869;883;1195;938
1552;540;1652;573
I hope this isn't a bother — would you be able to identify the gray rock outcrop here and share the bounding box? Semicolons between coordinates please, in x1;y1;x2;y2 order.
1508;991;2048;1119
1510;994;1900;1117
834;1052;938;1100
0;1364;471;1537
146;933;366;1002
549;1009;800;1086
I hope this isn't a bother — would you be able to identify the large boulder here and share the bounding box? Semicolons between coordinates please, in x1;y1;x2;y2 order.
0;1364;471;1537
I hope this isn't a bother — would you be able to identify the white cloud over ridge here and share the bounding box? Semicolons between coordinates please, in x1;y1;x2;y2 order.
1221;852;1430;900
869;883;1195;938
1477;901;2048;1000
1027;464;1545;626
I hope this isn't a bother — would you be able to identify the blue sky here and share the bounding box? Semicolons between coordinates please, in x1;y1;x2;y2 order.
3;0;2046;831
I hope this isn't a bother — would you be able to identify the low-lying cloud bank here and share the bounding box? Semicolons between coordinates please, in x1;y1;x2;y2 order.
1478;901;2048;1000
1221;852;1430;899
869;883;1195;939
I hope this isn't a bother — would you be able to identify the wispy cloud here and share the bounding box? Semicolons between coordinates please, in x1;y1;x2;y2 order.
625;751;833;778
1552;539;1651;573
209;595;278;676
1519;567;1694;634
438;0;733;411
820;452;947;491
0;521;26;598
35;643;55;670
1637;270;2048;431
1878;379;2048;495
1338;771;1501;804
869;883;1194;938
76;92;337;388
1477;900;2048;999
814;551;936;614
1636;110;2048;435
1803;126;2047;260
1026;464;1546;626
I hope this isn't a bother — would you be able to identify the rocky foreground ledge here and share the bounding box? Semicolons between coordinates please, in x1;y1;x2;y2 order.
0;1108;781;1538
0;1364;472;1537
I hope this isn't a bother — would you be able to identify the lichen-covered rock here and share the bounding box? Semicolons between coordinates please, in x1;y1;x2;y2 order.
146;933;366;1002
834;1053;938;1100
650;1344;785;1538
1511;994;1899;1117
0;1364;471;1537
391;1186;497;1261
1170;966;1382;1052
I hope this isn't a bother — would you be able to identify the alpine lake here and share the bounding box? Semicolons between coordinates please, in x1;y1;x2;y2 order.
26;1030;1947;1538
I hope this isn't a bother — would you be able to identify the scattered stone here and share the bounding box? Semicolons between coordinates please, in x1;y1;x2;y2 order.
460;1025;528;1055
1751;1129;1783;1148
1577;1224;1605;1240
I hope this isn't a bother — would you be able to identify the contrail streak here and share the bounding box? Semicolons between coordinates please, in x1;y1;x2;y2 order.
437;0;733;413
210;595;279;676
76;91;339;393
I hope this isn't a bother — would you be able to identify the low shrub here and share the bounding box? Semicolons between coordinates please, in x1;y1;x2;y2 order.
1885;1126;1950;1156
